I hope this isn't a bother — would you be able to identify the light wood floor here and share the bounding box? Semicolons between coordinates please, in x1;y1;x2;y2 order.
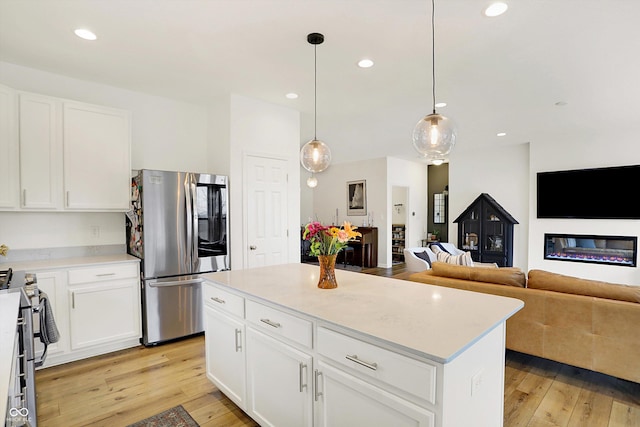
35;264;640;426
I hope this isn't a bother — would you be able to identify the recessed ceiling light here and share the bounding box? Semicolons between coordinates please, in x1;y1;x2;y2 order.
497;132;507;137
285;93;299;99
357;59;374;68
484;2;508;17
74;28;97;41
435;102;447;108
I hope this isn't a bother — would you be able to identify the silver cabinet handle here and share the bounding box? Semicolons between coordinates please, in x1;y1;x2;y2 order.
96;273;116;277
66;191;70;207
72;291;75;309
314;369;323;401
260;318;281;328
299;363;307;392
346;354;378;371
249;245;257;250
235;328;242;352
22;189;26;206
211;297;226;304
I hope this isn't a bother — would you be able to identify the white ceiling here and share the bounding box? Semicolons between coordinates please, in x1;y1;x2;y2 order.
1;0;639;165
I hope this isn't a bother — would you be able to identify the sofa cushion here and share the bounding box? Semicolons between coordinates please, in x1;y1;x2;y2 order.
435;250;474;266
527;269;640;303
430;262;526;287
414;250;432;267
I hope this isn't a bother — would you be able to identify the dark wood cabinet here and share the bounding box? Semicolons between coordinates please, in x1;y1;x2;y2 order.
351;227;378;268
454;193;518;267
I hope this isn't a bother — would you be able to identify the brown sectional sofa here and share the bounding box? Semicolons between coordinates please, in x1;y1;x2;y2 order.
406;262;640;383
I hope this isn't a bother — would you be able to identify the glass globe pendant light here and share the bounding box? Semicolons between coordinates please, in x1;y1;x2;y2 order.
412;0;456;162
301;33;331;185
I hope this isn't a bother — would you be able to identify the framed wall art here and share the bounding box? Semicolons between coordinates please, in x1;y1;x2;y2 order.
347;180;367;216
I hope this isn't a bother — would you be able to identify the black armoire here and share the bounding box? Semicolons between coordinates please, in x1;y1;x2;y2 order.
453;193;518;267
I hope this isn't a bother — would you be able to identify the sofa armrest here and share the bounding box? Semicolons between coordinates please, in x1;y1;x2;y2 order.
403;247;436;272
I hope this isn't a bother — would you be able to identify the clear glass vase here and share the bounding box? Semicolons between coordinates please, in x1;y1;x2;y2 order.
317;254;338;289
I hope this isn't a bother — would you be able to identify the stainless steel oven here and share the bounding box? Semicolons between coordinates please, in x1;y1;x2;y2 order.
2;269;46;427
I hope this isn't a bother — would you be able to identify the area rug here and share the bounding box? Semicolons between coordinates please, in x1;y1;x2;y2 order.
127;405;199;427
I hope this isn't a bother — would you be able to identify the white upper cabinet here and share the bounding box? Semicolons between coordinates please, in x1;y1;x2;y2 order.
63;101;131;210
19;92;62;209
0;84;19;208
0;85;132;212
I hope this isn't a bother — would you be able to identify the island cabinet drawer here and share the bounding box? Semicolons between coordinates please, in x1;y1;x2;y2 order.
67;263;138;284
316;326;437;404
245;300;312;349
203;283;244;318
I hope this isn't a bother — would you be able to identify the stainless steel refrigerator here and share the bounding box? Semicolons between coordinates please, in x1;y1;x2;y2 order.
126;169;229;345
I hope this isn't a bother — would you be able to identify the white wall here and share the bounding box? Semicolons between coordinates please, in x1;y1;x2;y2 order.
527;134;640;284
448;143;530;271
228;94;301;269
308;156;427;268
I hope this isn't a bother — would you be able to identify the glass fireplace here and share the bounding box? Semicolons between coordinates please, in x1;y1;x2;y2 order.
544;234;637;267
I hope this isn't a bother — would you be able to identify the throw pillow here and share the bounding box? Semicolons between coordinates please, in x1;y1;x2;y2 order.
429;242;450;254
436;250;474;266
414;251;432;268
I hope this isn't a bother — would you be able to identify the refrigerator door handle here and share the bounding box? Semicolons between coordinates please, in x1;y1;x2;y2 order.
184;177;193;268
190;175;199;271
148;278;204;288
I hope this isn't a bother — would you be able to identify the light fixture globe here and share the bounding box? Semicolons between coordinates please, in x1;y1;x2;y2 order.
412;113;456;159
306;174;318;188
300;139;331;173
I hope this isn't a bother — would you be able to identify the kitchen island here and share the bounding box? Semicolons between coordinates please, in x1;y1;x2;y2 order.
202;263;523;427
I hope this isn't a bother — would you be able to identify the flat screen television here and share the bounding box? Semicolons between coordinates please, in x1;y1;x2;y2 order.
537;165;640;219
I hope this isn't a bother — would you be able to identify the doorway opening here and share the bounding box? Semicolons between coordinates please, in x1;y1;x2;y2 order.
391;186;409;264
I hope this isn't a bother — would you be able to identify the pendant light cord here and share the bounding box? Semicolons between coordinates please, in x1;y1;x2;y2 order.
431;0;436;115
314;43;318;140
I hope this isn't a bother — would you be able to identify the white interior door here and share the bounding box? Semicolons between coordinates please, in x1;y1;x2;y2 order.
245;155;288;268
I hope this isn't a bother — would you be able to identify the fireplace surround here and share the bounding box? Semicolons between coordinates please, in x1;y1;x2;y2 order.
544;233;637;267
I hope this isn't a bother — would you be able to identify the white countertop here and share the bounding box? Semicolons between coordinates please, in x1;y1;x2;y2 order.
0;253;139;272
203;263;524;363
0;291;21;424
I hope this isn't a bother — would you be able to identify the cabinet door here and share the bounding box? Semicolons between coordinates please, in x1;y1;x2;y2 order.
68;279;140;349
19;92;62;209
315;360;434;427
246;327;313;427
0;84;19;208
204;304;246;408
63;101;131;210
34;270;69;359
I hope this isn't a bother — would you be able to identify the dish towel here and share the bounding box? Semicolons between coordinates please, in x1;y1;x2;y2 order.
39;291;60;345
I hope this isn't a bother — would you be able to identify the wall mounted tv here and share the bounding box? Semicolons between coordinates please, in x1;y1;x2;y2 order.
537;165;640;219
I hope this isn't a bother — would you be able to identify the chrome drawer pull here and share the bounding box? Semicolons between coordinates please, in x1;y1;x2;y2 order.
260;318;281;328
96;273;116;277
211;297;226;304
314;369;323;401
299;363;308;392
346;354;378;371
235;328;242;352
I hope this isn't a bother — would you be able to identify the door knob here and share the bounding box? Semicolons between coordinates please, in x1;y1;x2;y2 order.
249;245;257;250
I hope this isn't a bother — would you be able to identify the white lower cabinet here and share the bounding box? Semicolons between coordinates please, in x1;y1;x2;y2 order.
204;304;246;408
33;270;68;358
246;327;313;427
68;281;139;350
33;261;141;367
203;280;440;427
314;360;435;427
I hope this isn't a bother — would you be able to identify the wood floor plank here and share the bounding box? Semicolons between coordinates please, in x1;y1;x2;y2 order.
529;364;585;426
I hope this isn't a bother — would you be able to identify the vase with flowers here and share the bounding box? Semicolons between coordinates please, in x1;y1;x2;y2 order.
302;221;361;289
0;244;8;258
